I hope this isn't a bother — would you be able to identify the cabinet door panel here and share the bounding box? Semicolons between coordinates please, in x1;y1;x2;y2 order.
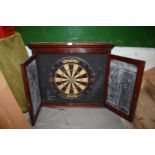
21;55;41;125
104;54;145;121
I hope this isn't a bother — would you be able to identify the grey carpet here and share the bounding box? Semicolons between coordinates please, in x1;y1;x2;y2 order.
24;107;129;129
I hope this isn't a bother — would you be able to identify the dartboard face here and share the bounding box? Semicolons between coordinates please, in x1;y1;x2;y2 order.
49;57;95;99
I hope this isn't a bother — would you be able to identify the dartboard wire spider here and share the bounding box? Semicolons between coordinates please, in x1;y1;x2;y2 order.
54;63;89;95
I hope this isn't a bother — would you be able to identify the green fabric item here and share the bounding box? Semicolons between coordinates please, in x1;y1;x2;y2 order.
0;32;28;112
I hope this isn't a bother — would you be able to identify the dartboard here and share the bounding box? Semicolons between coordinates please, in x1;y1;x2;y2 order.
49;57;95;99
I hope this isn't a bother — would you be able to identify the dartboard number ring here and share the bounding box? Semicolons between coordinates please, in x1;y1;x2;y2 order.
49;57;95;99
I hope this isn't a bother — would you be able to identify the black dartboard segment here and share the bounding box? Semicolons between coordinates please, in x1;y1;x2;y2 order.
49;57;95;99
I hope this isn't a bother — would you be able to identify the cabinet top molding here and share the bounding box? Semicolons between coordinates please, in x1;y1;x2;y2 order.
28;42;115;49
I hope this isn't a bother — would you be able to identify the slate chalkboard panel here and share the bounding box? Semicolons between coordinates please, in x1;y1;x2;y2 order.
26;59;41;115
106;60;137;115
104;54;145;121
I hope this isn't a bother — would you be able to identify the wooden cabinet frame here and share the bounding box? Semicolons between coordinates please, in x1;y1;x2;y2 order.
21;43;145;125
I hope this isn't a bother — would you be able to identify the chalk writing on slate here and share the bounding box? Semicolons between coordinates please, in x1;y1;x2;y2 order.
26;60;41;115
106;60;137;115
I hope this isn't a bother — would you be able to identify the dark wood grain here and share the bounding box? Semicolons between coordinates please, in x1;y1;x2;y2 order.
29;42;114;48
29;42;114;54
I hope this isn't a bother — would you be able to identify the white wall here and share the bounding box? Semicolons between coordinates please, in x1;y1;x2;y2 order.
25;46;32;57
112;47;155;71
26;46;155;71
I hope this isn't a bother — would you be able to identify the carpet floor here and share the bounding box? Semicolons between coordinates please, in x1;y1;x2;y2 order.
25;107;133;129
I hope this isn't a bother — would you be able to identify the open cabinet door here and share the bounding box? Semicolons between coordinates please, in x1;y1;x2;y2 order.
104;54;145;121
21;55;41;125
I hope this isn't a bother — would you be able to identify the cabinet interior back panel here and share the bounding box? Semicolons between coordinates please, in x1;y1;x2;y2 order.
36;53;106;104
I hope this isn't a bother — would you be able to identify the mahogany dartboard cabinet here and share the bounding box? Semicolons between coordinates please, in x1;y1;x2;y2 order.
21;43;145;125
